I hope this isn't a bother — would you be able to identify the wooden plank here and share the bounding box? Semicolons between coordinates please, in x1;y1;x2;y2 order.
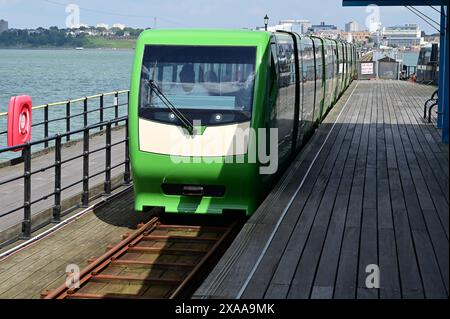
411;230;447;298
196;83;359;299
357;208;378;299
287;94;363;299
378;229;401;299
333;226;360;298
197;81;448;300
356;87;379;300
311;92;366;298
311;172;356;298
384;82;425;298
0;190;133;272
377;82;401;299
0;190;156;299
390;84;448;298
333;82;372;299
268;106;356;296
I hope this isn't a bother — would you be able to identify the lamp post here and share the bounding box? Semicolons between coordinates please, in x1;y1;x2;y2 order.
264;14;269;31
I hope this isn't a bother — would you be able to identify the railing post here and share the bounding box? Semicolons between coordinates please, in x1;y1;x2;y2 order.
127;90;130;111
114;92;119;126
100;94;104;131
82;128;90;207
44;105;49;148
104;122;112;195
66;101;71;142
21;143;32;239
124;119;131;184
84;97;88;128
52;135;62;223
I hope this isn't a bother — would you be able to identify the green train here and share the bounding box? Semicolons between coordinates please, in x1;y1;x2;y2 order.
129;29;357;216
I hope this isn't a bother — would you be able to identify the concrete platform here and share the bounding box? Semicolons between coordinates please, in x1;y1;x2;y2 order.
195;81;449;299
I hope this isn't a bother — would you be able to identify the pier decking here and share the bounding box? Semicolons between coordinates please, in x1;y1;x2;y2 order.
195;80;449;299
0;80;447;299
0;188;154;299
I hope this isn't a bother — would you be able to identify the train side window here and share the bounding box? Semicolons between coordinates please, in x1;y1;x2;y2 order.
269;43;279;98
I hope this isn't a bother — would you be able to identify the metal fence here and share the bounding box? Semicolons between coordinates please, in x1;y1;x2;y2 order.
0;91;131;242
0;90;129;163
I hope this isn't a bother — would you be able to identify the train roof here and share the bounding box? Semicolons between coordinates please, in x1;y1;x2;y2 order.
136;29;271;47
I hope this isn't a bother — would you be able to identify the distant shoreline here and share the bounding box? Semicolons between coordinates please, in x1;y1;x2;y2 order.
0;36;137;50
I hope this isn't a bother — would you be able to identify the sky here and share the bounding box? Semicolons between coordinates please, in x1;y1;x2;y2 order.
0;0;443;34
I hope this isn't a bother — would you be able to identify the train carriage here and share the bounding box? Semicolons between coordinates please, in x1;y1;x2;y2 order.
310;37;325;121
298;35;317;143
323;38;338;112
129;29;356;216
336;41;345;97
331;39;341;103
344;42;352;88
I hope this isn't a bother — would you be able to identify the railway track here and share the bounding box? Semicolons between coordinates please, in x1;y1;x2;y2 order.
42;216;238;299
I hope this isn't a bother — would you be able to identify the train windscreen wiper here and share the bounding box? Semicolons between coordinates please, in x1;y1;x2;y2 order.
147;80;194;134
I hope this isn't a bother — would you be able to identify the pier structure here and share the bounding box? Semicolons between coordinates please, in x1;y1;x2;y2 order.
0;80;447;299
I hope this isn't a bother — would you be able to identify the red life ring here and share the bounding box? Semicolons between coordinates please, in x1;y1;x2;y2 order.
7;95;32;151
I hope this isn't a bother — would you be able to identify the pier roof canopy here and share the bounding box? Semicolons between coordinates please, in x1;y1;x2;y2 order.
343;0;447;5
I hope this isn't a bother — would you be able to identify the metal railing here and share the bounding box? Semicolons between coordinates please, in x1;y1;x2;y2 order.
0;90;129;150
0;91;131;242
423;89;439;123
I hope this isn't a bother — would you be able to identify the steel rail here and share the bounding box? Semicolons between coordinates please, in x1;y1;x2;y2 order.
43;218;238;299
168;220;238;299
43;217;160;299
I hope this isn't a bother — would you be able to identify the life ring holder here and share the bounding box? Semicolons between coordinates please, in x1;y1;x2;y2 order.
7;96;33;152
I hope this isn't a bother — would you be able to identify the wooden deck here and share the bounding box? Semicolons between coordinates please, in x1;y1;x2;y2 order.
0;126;127;240
0;188;156;299
195;80;449;299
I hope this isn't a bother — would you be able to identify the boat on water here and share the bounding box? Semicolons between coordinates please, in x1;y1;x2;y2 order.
75;47;84;50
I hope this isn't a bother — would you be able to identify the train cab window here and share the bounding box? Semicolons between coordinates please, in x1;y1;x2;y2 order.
139;45;257;126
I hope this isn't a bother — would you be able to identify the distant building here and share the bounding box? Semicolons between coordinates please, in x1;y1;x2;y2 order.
279;19;311;34
345;21;359;32
382;24;422;47
257;19;311;34
338;32;353;43
112;23;126;30
96;23;109;30
265;24;287;32
351;31;371;44
0;19;8;33
308;22;338;33
424;34;440;44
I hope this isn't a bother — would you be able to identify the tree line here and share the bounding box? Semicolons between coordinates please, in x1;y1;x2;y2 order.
0;26;143;48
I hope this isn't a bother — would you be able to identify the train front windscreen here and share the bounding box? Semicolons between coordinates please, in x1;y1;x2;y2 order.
139;45;257;126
